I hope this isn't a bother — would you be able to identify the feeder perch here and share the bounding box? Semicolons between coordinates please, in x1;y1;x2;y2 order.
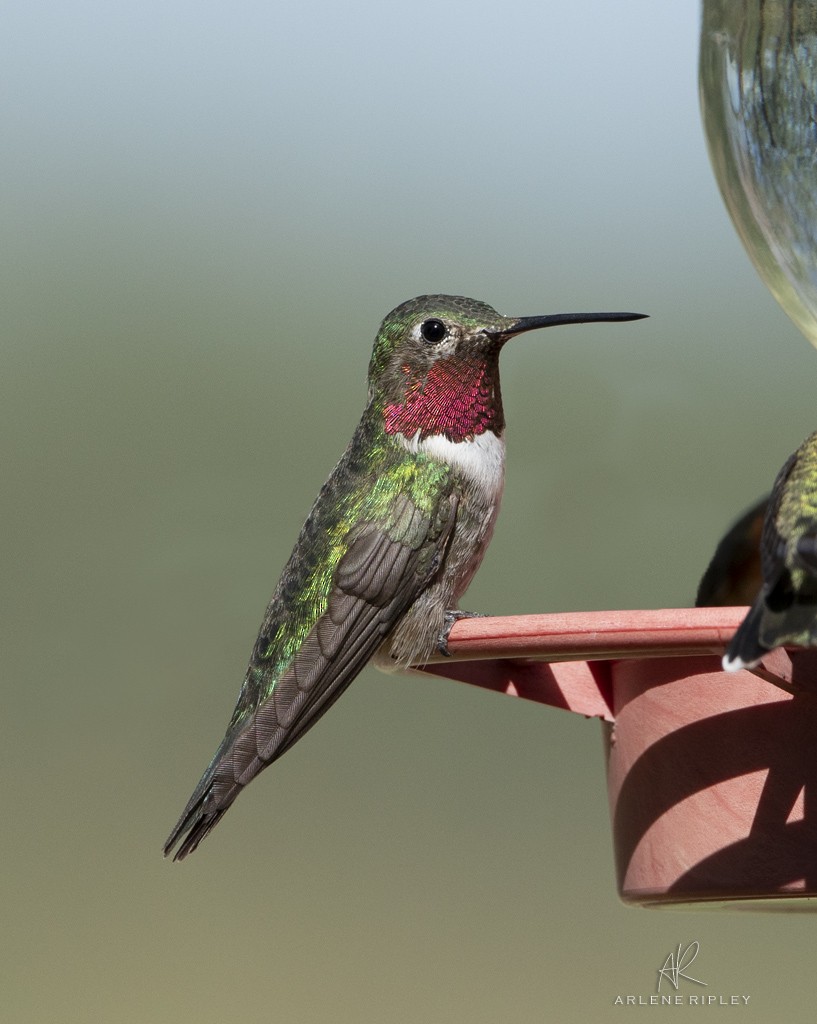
416;608;817;910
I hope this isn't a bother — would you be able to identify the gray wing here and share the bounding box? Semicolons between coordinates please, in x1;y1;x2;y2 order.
164;491;457;859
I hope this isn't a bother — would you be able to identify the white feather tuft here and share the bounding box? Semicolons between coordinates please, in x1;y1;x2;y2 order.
398;429;505;503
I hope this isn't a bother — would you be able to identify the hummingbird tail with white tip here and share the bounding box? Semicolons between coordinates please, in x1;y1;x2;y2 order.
722;600;769;672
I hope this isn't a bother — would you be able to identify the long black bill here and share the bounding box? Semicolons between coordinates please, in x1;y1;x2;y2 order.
502;310;648;338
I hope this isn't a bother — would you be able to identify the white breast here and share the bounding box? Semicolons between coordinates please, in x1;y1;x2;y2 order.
399;429;506;503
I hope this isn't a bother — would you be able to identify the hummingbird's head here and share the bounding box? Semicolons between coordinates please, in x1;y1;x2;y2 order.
368;294;645;444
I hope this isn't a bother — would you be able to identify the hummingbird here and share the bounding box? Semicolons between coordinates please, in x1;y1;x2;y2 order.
164;294;646;859
723;429;817;671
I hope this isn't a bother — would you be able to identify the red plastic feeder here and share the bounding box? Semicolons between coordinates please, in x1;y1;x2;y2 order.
417;608;817;909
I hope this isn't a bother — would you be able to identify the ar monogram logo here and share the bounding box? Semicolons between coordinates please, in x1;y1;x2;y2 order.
657;942;707;992
612;939;749;1008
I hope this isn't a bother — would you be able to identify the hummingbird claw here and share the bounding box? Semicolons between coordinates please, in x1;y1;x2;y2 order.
437;610;486;657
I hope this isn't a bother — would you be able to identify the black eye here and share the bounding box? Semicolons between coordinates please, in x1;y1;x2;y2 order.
420;318;447;344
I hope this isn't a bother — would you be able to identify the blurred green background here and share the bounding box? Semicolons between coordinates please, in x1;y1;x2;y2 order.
4;2;817;1021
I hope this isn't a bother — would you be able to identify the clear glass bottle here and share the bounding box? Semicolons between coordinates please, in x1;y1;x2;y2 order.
700;0;817;347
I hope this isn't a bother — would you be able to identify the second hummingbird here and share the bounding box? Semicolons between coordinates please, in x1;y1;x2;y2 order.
723;429;817;671
164;294;646;859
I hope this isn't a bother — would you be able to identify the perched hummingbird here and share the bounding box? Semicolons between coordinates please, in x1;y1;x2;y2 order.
723;430;817;671
164;294;646;859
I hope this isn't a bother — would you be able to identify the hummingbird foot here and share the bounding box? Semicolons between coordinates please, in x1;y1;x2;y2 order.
437;610;486;657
